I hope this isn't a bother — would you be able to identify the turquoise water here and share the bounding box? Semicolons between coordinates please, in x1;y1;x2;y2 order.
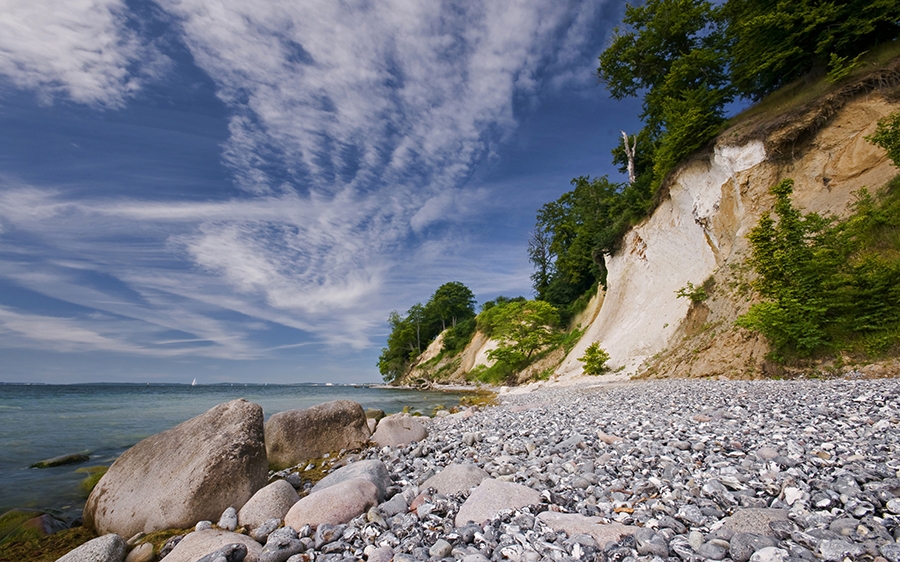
0;383;468;521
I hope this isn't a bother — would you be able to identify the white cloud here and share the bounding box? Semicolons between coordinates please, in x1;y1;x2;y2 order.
0;0;611;363
0;0;168;107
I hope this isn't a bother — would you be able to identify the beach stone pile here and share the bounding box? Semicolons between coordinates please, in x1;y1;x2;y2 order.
67;378;900;562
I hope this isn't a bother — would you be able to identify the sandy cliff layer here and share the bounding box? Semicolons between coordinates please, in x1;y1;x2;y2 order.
557;92;900;380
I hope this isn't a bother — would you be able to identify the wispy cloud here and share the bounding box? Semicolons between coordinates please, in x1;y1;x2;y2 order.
0;0;612;367
0;0;168;107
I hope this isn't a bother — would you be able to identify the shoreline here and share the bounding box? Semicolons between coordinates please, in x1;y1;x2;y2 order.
16;377;900;561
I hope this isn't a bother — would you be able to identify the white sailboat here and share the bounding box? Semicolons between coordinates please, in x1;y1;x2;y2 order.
191;378;197;386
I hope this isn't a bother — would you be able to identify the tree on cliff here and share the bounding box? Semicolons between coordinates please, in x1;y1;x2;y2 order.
377;281;477;381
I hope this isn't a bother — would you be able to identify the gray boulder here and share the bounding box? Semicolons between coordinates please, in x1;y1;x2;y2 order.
84;399;267;537
456;479;541;527
420;463;489;495
238;479;300;530
162;529;263;562
311;459;391;501
57;533;126;562
284;478;378;530
265;400;370;470
371;413;428;447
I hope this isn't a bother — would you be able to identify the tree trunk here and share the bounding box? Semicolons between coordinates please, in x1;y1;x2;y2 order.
621;131;637;185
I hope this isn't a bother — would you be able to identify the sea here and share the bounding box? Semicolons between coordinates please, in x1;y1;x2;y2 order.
0;383;471;522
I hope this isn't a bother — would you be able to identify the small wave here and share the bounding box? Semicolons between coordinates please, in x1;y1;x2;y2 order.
0;405;23;410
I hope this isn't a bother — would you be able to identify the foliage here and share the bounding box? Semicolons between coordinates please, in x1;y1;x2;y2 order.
378;281;477;381
675;281;709;303
529;175;650;313
578;342;611;376
484;300;561;370
736;177;900;359
723;0;900;98
827;52;867;83
442;317;476;355
866;112;900;167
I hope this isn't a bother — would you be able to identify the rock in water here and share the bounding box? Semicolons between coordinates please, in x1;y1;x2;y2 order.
57;533;126;562
265;400;370;470
83;399;267;537
30;453;90;468
370;413;428;448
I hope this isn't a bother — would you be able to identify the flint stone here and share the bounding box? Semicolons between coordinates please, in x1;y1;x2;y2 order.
881;542;900;562
537;511;637;548
420;463;489;495
196;543;248;562
698;541;728;560
722;509;788;536
249;519;282;543
749;546;788;562
367;546;393;562
57;533;126;562
260;534;305;562
430;539;453;558
633;526;669;557
238;480;300;529
371;413;428;448
162;530;263;562
730;533;779;562
456;479;541;527
84;399;267;537
379;493;408;517
285;478;378;530
265;400;370;470
311;459;391;501
817;539;865;561
218;507;238;531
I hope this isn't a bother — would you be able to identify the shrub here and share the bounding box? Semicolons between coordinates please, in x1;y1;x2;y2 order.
579;342;611;375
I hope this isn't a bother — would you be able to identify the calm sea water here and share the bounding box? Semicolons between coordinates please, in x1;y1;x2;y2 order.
0;383;469;521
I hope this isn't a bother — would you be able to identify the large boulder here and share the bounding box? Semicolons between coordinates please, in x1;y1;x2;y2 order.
265;400;370;470
538;512;638;548
285;478;379;530
237;479;300;530
84;399;268;538
371;413;427;447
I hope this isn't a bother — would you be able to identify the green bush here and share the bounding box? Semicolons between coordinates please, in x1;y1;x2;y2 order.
737;177;900;360
675;281;709;303
867;112;900;167
578;342;611;375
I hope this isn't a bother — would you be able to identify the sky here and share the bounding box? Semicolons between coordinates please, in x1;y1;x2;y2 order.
0;0;644;384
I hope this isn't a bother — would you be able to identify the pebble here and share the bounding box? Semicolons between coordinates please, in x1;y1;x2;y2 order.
65;379;900;562
217;507;237;531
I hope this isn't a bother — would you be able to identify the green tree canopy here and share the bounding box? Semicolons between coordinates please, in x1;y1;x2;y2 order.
724;0;900;99
484;300;561;368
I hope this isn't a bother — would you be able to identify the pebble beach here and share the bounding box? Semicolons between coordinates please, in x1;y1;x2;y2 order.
56;378;900;562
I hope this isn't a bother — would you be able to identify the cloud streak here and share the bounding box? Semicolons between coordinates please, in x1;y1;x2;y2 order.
0;0;614;373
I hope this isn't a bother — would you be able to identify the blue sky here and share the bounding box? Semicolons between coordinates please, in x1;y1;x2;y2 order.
0;0;643;384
